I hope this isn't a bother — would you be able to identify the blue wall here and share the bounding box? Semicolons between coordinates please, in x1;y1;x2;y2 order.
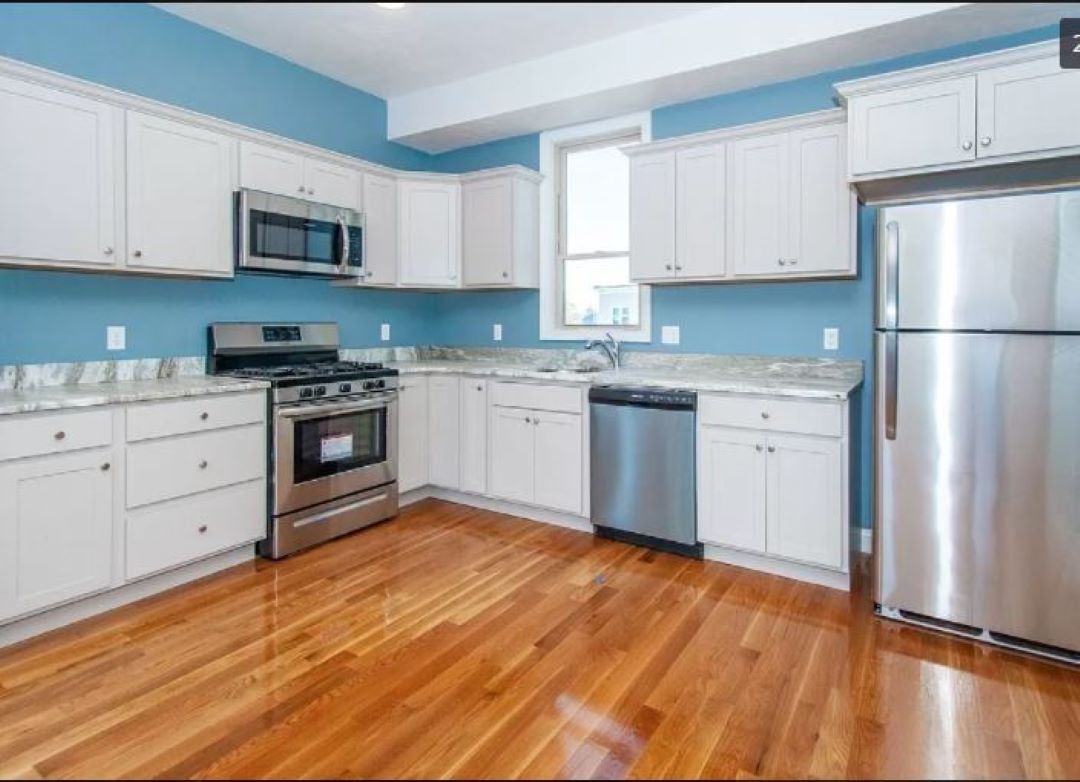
0;2;434;363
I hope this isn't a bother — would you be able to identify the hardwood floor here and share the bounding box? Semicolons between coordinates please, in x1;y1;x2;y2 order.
1;499;1078;779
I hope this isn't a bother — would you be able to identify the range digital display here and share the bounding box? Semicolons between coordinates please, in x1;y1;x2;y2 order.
262;326;302;343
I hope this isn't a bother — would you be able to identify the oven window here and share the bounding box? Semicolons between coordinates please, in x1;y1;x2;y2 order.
249;209;339;267
293;408;386;483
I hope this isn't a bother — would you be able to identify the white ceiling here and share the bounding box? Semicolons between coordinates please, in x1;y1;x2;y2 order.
155;3;713;98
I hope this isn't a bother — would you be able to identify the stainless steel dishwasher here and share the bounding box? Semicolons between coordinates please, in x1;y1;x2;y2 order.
589;385;701;558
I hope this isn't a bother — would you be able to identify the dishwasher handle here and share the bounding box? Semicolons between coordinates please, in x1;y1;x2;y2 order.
588;385;696;410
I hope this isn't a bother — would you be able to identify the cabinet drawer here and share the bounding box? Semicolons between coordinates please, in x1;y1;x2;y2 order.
127;391;265;441
126;424;265;508
0;408;112;462
490;381;582;414
698;394;842;437
126;479;265;580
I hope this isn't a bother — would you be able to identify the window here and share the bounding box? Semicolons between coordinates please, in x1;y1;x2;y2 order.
557;132;641;327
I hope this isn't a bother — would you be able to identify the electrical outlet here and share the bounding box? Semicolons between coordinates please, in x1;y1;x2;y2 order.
661;325;680;345
380;323;391;342
106;325;126;351
823;327;840;351
493;324;503;342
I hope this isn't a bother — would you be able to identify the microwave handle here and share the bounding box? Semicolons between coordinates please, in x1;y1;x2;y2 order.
336;215;350;269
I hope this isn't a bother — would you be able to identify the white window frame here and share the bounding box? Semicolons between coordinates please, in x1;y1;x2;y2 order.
539;112;652;343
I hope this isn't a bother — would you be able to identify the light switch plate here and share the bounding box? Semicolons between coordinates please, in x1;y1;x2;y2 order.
106;325;126;351
380;323;391;342
661;325;680;345
493;324;503;342
823;327;840;351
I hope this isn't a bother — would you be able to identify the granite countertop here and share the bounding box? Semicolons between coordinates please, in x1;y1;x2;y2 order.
0;375;269;417
390;356;863;401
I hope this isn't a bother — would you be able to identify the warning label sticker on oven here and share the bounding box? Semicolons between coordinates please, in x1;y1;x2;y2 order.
321;434;353;463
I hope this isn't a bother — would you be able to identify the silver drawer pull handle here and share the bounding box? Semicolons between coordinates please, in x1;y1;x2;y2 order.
200;412;209;421
198;525;208;534
198;460;208;469
54;431;66;440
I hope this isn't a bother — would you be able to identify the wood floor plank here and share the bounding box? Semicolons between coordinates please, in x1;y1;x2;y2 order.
0;498;1077;780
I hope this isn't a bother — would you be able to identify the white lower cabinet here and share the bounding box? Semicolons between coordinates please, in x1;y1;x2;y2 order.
488;406;535;505
459;378;488;494
398;375;429;493
427;375;460;490
0;448;114;623
532;412;583;515
697;394;848;574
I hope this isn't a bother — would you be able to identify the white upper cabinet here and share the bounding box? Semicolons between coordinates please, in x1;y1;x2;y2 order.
838;41;1080;181
787;123;852;275
462;170;540;288
0;76;120;269
239;141;359;209
629;150;677;280
126;111;235;276
398;178;461;287
847;76;976;175
976;58;1080;159
360;172;398;286
675;144;726;280
729;132;789;277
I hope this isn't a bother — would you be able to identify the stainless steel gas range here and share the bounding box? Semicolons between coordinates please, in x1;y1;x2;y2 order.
208;322;399;559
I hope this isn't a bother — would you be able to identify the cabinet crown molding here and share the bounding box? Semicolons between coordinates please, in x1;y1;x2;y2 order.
833;39;1057;103
622;108;845;156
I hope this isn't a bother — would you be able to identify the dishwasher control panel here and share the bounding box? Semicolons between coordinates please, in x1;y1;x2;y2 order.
589;385;696;409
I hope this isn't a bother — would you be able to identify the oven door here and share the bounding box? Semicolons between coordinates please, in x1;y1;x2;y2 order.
274;393;397;516
238;189;365;278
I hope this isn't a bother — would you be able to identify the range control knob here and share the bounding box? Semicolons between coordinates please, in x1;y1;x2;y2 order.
339;383;352;393
375;379;386;389
299;388;314;399
314;386;327;397
363;380;377;391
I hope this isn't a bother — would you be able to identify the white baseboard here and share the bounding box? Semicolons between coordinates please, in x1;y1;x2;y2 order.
704;545;851;592
0;546;254;649
401;486;593;534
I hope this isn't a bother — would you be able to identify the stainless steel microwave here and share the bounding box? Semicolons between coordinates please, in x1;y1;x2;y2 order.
236;189;365;279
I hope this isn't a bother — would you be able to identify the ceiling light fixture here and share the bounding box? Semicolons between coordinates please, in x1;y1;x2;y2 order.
375;2;405;8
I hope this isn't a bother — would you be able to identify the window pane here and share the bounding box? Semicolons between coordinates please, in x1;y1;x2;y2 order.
563;256;639;327
564;144;630;255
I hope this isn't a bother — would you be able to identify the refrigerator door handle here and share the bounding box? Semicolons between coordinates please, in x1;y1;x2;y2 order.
884;220;900;330
884;331;898;440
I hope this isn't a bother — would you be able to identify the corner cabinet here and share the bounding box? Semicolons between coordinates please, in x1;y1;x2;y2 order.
696;392;851;587
398;178;461;287
462;169;541;288
837;40;1080;181
626;109;854;284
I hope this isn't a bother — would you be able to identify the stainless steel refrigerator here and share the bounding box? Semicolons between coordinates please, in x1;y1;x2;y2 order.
874;189;1080;661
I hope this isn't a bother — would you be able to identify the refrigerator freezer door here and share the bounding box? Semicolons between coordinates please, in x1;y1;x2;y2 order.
875;332;1080;651
876;190;1080;332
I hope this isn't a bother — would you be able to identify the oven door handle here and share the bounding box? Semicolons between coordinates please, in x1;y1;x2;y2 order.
277;395;394;421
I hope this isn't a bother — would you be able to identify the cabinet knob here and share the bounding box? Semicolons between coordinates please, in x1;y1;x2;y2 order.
101;462;111;471
307;188;315;195
198;525;208;534
768;445;776;453
980;137;992;147
778;258;786;266
665;264;673;271
961;140;973;151
54;430;66;440
755;444;764;452
200;411;209;421
675;265;683;271
103;246;114;256
298;185;305;193
524;416;531;424
534;418;540;426
198;459;208;469
502;271;509;278
761;411;770;420
133;250;143;258
476;385;483;391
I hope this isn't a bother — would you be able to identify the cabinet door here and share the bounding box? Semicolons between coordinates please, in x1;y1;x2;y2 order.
0;76;119;267
239;141;305;197
399;180;460;287
729;132;789;277
488;407;534;505
787;124;852;275
361;173;398;285
697;426;766;553
765;433;843;569
629;151;676;281
0;449;114;623
849;76;976;175
427;376;460;490
126;112;234;276
976;59;1080;160
675;144;726;279
397;376;429;493
463;177;513;286
533;411;583;515
460;378;488;494
304;158;360;209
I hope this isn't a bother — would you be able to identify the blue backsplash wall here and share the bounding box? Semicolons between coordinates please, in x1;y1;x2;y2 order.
0;2;435;364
